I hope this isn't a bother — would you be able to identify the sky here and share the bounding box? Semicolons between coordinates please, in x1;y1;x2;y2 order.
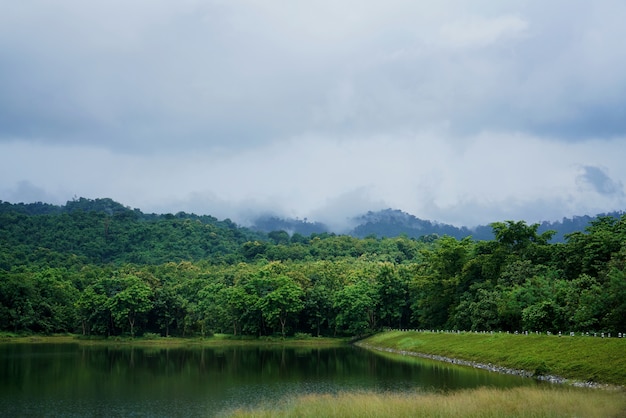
1;1;625;229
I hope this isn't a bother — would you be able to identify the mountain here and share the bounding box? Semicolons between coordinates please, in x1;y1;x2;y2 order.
251;208;626;243
250;215;328;237
2;197;623;249
247;209;494;240
0;197;266;266
347;209;490;240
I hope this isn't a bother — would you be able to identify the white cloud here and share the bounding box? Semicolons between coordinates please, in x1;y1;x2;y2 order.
439;15;529;48
2;131;625;227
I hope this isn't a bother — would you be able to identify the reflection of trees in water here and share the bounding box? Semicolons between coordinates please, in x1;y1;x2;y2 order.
0;343;534;404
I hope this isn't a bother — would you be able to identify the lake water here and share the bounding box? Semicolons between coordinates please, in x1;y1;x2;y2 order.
0;342;537;417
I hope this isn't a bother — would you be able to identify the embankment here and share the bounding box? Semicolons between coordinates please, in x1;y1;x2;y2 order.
358;330;626;387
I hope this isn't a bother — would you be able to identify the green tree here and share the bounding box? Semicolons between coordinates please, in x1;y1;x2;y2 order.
107;275;153;337
334;279;379;336
153;281;185;337
268;230;290;245
76;278;115;336
32;268;79;333
602;249;626;331
522;300;558;332
0;272;36;333
376;263;407;328
410;236;471;328
491;221;554;256
257;275;304;338
219;284;252;335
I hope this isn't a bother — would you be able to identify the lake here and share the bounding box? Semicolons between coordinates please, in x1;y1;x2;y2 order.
0;342;537;417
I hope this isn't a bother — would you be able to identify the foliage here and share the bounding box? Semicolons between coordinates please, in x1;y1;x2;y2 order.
1;199;625;338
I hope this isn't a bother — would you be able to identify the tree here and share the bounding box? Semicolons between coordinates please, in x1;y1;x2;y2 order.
107;275;153;337
522;300;558;332
257;275;304;338
566;217;624;279
602;250;626;331
410;236;471;328
32;268;79;333
268;230;290;245
376;263;407;328
491;221;554;254
467;288;501;331
0;272;36;333
76;278;115;336
334;279;379;336
219;284;252;336
153;281;185;337
303;282;331;337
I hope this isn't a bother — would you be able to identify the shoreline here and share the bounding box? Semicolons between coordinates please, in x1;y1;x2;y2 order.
0;334;348;348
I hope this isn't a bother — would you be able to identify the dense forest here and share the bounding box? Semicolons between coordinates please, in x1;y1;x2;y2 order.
1;198;625;338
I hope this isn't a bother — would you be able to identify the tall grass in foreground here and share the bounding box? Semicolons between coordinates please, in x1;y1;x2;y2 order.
223;386;626;418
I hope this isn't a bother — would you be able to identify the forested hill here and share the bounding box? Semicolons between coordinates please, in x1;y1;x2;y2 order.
251;208;624;242
1;198;623;269
0;198;266;266
1;197;626;338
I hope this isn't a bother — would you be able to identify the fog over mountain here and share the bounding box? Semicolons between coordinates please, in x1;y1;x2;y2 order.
246;207;623;243
3;197;620;244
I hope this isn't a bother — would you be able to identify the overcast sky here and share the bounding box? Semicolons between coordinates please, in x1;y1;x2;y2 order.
1;1;625;229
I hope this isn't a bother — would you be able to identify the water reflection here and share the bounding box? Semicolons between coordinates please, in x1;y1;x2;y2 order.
0;343;536;417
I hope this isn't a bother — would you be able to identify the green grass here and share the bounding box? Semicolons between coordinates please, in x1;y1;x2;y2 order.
223;386;626;417
361;331;626;386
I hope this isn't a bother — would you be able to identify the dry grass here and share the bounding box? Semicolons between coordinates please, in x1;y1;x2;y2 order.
224;386;626;418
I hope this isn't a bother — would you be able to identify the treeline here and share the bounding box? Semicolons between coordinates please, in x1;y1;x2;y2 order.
0;198;428;267
0;198;265;266
0;199;625;337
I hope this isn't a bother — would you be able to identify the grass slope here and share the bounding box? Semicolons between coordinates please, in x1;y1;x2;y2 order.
362;331;626;386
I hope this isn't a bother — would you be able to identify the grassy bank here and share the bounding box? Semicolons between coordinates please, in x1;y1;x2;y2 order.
0;333;348;348
361;331;626;386
224;386;626;417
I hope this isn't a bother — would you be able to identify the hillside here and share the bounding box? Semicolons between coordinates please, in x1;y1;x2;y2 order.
0;197;266;267
1;197;625;339
250;208;624;243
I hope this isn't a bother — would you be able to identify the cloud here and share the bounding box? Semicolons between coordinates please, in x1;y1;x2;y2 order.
2;131;625;228
439;14;528;48
2;1;626;153
1;1;625;227
577;166;624;196
1;180;58;205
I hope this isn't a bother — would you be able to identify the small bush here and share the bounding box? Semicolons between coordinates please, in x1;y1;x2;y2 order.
75;334;107;340
534;361;549;376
